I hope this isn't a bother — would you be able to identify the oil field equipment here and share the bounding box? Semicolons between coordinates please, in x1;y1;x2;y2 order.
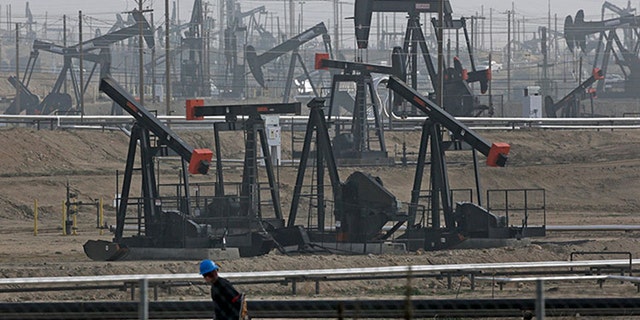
287;86;536;253
220;3;273;98
246;22;333;103
564;7;640;98
544;68;604;117
85;77;307;260
84;77;213;261
185;100;303;257
5;10;154;115
177;0;211;98
387;76;545;250
315;49;405;165
287;98;409;254
353;0;491;117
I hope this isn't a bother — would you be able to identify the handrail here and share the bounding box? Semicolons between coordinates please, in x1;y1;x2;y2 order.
3;260;640;319
1;259;639;286
3;114;640;131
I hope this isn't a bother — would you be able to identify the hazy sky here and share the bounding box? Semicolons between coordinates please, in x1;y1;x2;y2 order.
9;0;632;22
5;0;637;49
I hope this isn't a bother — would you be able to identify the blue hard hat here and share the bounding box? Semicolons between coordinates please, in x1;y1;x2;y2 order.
199;259;220;275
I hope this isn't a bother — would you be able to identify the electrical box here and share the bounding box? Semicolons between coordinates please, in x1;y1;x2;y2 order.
262;115;281;165
522;86;542;118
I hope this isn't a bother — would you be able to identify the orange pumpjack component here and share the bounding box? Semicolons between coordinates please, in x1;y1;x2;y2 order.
186;99;205;120
315;53;330;70
486;142;510;167
593;68;604;80
189;148;213;174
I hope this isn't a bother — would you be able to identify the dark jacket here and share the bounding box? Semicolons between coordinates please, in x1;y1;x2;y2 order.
210;276;242;320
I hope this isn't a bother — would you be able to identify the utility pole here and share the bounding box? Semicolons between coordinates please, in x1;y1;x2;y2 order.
548;0;551;59
489;8;493;115
63;15;67;94
299;1;305;34
151;11;156;103
506;8;512;101
554;14;558;69
481;5;484;51
437;0;444;108
137;0;144;106
79;11;84;116
333;0;339;52
489;8;493;53
203;2;210;97
165;0;171;114
15;23;19;112
541;26;548;81
0;7;3;72
289;0;295;38
521;15;525;53
468;13;485;56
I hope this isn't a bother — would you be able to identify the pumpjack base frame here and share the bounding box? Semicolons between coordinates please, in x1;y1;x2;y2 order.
83;240;240;261
308;241;407;255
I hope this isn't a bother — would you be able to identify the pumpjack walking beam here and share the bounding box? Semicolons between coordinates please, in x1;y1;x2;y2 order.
100;77;212;242
387;76;509;229
354;0;454;50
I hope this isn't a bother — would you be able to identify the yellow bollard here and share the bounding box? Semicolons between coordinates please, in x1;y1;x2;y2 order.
33;199;38;236
99;197;104;235
72;206;78;236
62;201;67;236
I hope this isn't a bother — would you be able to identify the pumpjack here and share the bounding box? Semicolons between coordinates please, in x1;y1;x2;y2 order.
5;10;154;115
85;76;306;260
84;77;214;261
353;0;491;117
145;0;224;98
246;22;333;102
185;100;302;257
315;48;405;165
287;98;408;254
564;7;640;98
287;77;538;253
387;76;543;250
178;0;211;98
220;3;273;98
544;68;604;117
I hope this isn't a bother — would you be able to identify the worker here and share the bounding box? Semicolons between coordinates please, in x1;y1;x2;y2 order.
199;259;248;320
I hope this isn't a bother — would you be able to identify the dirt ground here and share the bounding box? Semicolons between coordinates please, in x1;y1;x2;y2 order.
2;101;640;311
